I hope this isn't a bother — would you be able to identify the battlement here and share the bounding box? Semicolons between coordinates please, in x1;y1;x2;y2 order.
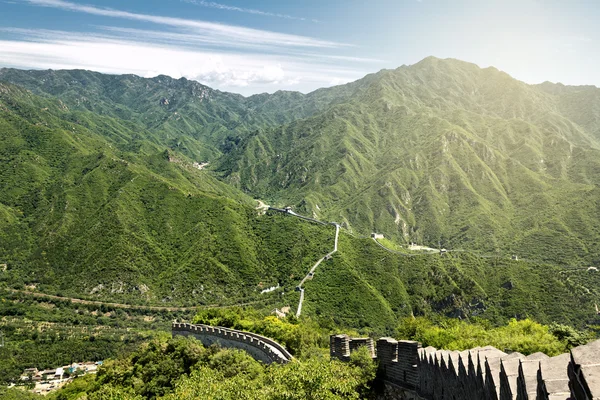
329;334;375;360
172;323;293;364
331;334;600;399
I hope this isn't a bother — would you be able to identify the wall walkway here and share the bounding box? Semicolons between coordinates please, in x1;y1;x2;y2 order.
172;323;293;364
331;334;600;399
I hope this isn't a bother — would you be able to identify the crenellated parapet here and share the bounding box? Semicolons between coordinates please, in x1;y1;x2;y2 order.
331;334;600;399
417;345;577;399
172;322;293;364
330;334;351;360
385;339;421;389
330;334;375;361
568;339;600;400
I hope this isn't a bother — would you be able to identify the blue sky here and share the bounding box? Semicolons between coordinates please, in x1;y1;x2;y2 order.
0;0;598;95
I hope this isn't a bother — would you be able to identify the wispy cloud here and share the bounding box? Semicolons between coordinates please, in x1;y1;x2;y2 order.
22;0;342;48
297;53;384;64
0;28;365;94
3;1;370;94
182;0;319;23
97;26;272;50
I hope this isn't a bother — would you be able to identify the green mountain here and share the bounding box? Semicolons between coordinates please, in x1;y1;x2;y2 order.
216;57;600;264
0;81;333;305
2;58;600;333
0;68;361;161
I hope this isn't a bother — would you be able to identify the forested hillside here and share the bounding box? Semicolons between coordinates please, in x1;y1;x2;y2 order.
2;58;600;334
0;81;332;305
216;57;600;264
0;67;362;160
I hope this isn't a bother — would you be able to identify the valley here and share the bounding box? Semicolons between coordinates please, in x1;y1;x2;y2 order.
2;58;600;325
2;57;600;397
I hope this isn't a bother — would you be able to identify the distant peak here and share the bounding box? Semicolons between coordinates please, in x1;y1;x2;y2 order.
412;56;442;67
413;56;478;69
153;74;173;81
419;55;442;62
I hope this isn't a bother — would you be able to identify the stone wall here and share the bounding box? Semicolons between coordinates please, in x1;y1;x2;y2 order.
331;334;600;399
377;338;421;389
377;381;427;400
172;323;292;364
330;334;375;360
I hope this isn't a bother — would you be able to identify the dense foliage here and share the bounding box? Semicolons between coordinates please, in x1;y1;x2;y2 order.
2;60;600;397
0;289;190;383
192;308;328;357
303;234;600;333
0;80;333;306
11;314;595;399
0;387;44;400
216;57;600;265
4;60;600;267
46;336;376;400
3;79;597;335
396;317;593;356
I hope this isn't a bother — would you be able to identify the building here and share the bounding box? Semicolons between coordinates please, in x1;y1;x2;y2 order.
40;369;56;380
20;368;38;381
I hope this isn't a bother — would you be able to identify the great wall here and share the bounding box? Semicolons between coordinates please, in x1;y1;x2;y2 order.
331;333;600;400
172;322;600;399
171;206;599;399
172;322;293;364
266;206;340;318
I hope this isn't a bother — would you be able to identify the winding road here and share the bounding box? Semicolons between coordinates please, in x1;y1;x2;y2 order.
5;289;262;312
295;223;339;317
265;205;341;317
371;237;418;257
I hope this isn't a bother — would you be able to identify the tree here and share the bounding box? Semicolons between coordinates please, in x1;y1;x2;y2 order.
348;345;377;391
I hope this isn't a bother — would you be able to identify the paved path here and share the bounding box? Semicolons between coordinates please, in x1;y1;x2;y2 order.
296;223;339;317
5;289;261;312
173;322;293;363
296;288;305;317
267;207;328;226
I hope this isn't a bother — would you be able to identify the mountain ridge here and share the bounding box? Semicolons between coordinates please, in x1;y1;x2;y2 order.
212;57;600;262
4;60;600;263
2;58;600;331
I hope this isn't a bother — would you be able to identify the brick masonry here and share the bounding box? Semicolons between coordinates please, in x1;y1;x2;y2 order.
172;322;293;364
331;334;600;399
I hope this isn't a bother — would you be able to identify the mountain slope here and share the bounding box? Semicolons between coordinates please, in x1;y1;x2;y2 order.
1;74;600;333
0;82;335;305
216;57;600;264
0;68;365;162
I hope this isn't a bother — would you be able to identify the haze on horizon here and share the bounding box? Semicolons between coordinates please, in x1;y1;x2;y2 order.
0;0;597;95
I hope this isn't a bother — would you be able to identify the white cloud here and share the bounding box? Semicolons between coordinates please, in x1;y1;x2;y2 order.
91;27;381;63
0;29;365;94
298;53;384;64
182;0;319;23
22;0;342;49
2;2;372;94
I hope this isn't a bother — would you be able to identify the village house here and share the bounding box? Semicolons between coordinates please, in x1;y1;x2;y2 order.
19;361;104;395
